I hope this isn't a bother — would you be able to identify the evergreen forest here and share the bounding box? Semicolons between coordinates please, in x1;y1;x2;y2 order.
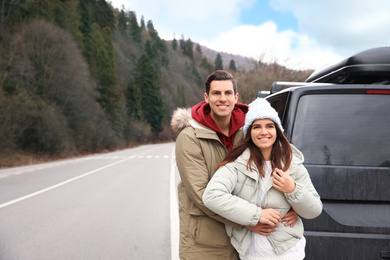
0;0;312;167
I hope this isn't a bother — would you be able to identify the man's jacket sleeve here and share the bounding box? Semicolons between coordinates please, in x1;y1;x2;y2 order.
175;129;242;230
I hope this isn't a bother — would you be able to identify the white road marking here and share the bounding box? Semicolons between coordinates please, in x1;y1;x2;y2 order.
0;154;172;179
0;150;154;209
170;147;179;260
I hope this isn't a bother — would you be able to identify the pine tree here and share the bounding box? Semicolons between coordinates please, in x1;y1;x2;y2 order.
92;0;115;30
179;34;186;54
129;11;141;42
140;16;146;30
177;85;187;107
77;0;119;124
133;54;164;135
89;23;119;124
172;38;178;50
117;9;127;35
201;57;213;72
229;59;237;71
126;78;141;120
146;20;158;39
195;43;202;54
214;53;223;70
145;40;157;59
78;0;92;38
185;38;193;59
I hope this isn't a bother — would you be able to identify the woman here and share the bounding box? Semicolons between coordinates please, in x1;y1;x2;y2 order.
203;98;322;259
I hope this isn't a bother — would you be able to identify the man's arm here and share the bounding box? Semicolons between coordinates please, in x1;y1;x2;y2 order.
175;129;242;229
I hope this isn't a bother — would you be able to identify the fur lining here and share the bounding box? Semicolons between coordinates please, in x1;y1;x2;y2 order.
170;107;192;134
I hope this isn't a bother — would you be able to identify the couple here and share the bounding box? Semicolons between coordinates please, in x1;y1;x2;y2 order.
171;70;322;260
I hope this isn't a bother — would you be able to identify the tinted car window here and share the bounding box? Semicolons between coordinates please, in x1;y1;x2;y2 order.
291;94;390;167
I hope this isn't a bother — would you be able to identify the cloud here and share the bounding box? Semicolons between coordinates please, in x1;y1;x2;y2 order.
111;0;390;70
271;0;390;55
113;0;255;41
202;21;344;70
203;22;292;62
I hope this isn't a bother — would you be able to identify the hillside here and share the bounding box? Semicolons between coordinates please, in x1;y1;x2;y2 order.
0;0;312;167
199;45;257;72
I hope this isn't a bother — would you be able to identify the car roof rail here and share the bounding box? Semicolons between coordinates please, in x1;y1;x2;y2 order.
257;90;270;98
306;47;390;84
270;81;332;94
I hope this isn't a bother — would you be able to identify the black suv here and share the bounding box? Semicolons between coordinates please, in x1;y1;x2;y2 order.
259;47;390;259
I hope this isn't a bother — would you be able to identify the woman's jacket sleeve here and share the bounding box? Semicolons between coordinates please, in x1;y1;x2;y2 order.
203;164;261;227
285;164;323;219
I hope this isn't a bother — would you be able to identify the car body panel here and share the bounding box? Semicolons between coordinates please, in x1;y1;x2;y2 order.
258;48;390;259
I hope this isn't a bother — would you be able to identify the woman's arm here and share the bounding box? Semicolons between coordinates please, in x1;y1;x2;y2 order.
202;164;262;226
204;163;298;231
285;165;323;219
272;166;323;219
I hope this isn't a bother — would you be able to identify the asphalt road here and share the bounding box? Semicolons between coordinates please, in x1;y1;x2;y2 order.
0;142;180;260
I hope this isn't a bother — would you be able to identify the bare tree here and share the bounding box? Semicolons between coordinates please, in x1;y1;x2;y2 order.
2;20;117;154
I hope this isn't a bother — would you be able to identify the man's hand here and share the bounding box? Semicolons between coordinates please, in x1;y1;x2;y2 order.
247;222;277;236
247;209;298;235
282;209;298;227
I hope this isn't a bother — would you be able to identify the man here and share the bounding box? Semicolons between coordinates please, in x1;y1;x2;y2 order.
171;70;296;260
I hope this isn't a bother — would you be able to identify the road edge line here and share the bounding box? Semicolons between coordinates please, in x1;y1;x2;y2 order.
0;150;152;209
170;146;179;260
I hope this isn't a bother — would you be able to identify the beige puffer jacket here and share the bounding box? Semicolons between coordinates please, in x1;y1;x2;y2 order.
203;146;323;255
171;108;244;260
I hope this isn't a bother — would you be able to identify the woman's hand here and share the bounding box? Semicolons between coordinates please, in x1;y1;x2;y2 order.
272;168;296;193
259;208;281;226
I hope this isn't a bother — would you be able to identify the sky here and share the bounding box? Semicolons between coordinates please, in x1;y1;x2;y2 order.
109;0;390;71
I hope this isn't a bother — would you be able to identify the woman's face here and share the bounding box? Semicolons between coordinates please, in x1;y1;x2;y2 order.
251;119;277;157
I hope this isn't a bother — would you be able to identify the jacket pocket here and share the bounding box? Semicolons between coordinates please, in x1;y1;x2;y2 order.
270;218;304;244
190;216;230;248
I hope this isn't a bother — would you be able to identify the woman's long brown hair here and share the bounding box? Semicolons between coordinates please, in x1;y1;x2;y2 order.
218;122;292;177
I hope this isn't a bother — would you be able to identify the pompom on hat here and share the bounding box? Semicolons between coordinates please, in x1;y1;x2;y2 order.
243;98;284;136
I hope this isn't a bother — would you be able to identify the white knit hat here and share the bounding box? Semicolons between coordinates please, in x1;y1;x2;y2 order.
243;98;284;136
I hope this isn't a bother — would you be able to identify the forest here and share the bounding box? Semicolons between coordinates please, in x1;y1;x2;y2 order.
0;0;312;167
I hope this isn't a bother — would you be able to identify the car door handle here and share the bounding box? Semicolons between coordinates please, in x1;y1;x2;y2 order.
381;250;390;259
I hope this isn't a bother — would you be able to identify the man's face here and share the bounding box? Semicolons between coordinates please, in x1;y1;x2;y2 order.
204;80;238;120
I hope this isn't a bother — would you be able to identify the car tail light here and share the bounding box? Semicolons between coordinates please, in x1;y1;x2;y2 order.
366;90;390;94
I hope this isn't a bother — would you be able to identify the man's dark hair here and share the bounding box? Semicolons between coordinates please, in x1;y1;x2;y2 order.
204;70;237;95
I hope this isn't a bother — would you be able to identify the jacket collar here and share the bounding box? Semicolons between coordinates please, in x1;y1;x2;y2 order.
190;119;221;142
236;148;260;182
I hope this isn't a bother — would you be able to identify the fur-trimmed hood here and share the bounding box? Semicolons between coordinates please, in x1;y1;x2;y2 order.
170;107;192;134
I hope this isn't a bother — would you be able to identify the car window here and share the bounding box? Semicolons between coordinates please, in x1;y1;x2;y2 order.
291;94;390;167
267;92;289;121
